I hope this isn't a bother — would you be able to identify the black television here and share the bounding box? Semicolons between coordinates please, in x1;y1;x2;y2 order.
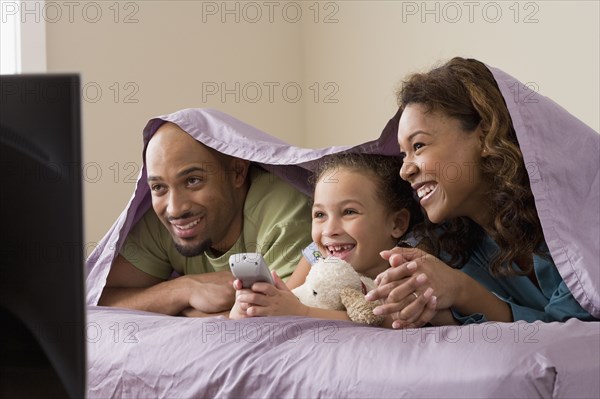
0;74;86;398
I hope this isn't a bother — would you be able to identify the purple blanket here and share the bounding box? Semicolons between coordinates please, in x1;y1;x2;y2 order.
87;307;599;398
85;65;600;397
489;66;599;318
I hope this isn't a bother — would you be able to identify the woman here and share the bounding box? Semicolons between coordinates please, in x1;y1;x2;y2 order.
366;57;599;328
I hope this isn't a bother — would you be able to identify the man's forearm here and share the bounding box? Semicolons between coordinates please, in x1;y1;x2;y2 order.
98;277;192;315
99;271;236;315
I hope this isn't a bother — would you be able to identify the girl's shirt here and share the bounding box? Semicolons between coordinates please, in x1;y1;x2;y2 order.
302;242;324;265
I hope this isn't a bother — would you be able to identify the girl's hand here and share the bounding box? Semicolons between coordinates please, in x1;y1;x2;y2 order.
237;271;308;317
228;279;253;320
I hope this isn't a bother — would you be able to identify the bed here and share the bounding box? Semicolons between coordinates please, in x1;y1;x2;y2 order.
85;66;600;398
86;307;599;398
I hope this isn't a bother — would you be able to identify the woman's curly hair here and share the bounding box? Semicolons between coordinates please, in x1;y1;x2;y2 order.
311;152;424;232
396;57;545;276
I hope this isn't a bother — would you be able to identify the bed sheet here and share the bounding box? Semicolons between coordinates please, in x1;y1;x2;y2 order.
87;306;600;398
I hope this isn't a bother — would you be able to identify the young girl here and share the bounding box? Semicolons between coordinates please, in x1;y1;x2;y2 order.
229;153;433;325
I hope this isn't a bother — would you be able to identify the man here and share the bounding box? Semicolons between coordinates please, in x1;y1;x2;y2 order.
98;121;312;316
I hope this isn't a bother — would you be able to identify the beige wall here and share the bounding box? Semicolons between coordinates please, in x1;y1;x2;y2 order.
302;1;600;146
42;1;599;245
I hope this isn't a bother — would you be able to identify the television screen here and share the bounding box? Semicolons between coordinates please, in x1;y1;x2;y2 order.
0;74;86;398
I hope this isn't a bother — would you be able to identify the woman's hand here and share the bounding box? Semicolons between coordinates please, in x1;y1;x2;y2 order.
383;247;463;308
366;247;464;327
374;282;438;329
236;271;309;317
368;247;513;324
370;265;437;328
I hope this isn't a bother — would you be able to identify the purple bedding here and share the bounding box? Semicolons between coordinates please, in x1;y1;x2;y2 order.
85;65;600;397
87;307;599;398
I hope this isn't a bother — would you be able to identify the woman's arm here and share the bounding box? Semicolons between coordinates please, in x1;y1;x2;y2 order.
368;248;512;325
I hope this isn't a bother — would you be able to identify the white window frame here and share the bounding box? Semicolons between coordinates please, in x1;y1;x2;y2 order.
1;0;47;74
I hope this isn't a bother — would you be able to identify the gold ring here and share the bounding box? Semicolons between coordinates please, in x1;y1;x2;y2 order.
412;292;418;300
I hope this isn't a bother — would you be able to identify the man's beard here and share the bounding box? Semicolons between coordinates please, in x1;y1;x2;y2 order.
174;238;213;257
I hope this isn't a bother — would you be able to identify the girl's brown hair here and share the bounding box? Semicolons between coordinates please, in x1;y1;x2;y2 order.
397;57;545;276
312;152;423;232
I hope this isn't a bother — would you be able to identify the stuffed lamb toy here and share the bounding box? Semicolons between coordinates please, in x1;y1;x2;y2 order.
291;257;384;326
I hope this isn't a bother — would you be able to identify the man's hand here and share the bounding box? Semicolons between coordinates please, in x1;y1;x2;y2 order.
99;254;235;316
184;271;235;313
179;308;230;318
